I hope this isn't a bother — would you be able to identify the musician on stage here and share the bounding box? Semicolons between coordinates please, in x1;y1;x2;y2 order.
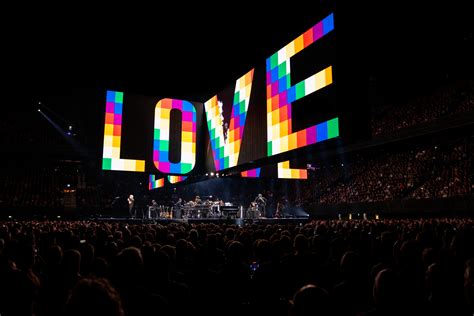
175;197;184;208
148;199;158;219
254;193;267;206
127;194;135;218
194;195;202;205
173;198;183;218
254;193;267;218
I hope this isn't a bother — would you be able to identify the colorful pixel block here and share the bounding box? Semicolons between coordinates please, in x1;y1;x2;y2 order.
102;91;145;172
266;13;339;156
148;174;165;190
153;99;197;174
204;69;254;171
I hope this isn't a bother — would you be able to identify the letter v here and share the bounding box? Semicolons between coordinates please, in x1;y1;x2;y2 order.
204;69;254;171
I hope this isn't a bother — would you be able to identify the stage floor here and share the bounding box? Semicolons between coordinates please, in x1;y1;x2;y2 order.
94;216;310;225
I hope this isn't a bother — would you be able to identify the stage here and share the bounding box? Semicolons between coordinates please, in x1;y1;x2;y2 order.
93;216;310;226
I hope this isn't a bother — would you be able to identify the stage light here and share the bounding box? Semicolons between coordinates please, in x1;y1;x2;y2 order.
57;215;61;219
68;125;73;130
66;184;70;188
205;173;209;176
37;109;41;112
8;215;12;219
216;173;219;177
210;172;214;176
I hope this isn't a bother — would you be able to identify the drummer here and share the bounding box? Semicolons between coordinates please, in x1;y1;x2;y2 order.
194;195;202;205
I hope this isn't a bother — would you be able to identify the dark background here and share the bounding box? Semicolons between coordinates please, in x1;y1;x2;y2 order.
1;1;471;172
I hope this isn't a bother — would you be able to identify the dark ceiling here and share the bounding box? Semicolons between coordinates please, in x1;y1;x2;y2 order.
2;1;471;111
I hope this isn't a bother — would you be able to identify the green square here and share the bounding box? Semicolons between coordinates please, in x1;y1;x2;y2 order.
115;92;123;103
224;156;229;168
154;129;160;140
267;141;272;155
182;163;193;173
270;53;279;70
102;158;112;170
278;61;287;79
285;75;290;89
159;140;169;151
233;91;240;105
295;82;306;100
239;101;245;114
327;117;339;138
219;147;224;158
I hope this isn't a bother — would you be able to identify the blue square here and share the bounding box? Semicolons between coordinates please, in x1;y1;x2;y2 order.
323;13;334;34
316;122;328;142
287;86;297;103
114;103;122;115
106;90;115;102
271;67;279;83
170;164;180;174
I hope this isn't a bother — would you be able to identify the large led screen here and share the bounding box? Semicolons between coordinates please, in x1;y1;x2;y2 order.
102;11;341;180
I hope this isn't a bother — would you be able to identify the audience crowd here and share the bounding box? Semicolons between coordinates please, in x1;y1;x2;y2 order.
372;80;474;136
298;137;473;206
0;218;473;315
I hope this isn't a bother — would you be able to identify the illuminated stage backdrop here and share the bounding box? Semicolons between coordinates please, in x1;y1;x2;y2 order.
102;91;145;172
102;11;339;179
266;13;338;156
153;99;197;174
204;69;254;171
241;167;261;178
277;160;307;179
167;175;188;184
149;174;165;189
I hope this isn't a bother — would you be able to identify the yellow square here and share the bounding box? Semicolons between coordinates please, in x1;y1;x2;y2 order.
112;136;121;147
104;124;114;136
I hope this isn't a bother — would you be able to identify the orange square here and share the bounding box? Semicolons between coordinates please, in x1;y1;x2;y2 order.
271;95;280;111
280;106;288;121
161;98;172;109
105;113;114;124
182;121;193;132
245;69;254;85
294;35;304;54
113;125;121;136
303;29;314;47
297;130;307;147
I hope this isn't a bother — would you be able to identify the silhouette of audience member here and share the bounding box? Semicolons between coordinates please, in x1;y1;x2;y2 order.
361;268;401;316
465;258;474;314
289;284;331;316
333;251;368;315
65;277;124;316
